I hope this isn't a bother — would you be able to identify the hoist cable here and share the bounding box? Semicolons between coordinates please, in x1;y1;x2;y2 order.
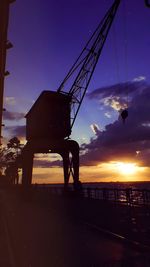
112;23;120;85
122;0;129;107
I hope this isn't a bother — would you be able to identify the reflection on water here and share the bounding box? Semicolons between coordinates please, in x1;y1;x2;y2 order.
82;182;150;205
86;187;150;205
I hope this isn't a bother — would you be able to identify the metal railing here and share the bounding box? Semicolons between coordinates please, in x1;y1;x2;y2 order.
32;185;150;206
82;187;150;206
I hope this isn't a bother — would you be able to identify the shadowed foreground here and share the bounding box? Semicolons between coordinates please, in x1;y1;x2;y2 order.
0;187;150;267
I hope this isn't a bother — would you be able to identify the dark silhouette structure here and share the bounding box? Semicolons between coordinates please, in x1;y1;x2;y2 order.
0;0;15;144
22;0;120;188
22;91;80;187
121;109;128;123
5;162;19;184
145;0;150;7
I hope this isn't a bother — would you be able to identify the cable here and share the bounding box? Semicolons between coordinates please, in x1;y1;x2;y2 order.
122;0;129;107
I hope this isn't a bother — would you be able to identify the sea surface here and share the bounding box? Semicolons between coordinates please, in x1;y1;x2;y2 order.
83;181;150;190
44;181;150;190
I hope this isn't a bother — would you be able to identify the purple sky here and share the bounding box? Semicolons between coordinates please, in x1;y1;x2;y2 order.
3;0;150;172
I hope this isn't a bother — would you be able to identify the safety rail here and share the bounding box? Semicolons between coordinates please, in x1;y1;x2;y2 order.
33;185;150;206
82;187;150;206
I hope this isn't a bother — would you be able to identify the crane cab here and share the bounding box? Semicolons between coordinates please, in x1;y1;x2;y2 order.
25;91;71;141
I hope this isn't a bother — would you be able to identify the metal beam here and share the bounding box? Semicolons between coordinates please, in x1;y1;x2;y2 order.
57;0;120;129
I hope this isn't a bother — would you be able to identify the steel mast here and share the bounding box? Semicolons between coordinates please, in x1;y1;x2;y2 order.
0;0;15;144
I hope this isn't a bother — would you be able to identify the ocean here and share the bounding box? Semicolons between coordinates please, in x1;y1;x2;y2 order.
44;181;150;190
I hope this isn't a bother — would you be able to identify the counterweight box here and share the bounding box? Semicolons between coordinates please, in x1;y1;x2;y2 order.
26;91;71;140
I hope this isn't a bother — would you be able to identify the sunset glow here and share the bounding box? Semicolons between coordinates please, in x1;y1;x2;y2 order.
114;162;138;175
95;161;147;182
29;162;149;185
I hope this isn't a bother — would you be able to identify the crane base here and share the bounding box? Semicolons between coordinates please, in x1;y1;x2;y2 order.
21;139;80;189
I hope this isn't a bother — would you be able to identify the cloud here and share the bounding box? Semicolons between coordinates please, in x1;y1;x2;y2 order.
88;80;147;110
4;96;35;114
90;124;100;135
81;80;150;167
133;76;146;82
104;112;111;118
103;96;127;111
4;97;16;106
34;158;62;168
33;154;62;168
5;125;26;139
3;110;25;121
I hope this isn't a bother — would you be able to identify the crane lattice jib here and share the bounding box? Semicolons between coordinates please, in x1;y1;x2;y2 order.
57;0;120;129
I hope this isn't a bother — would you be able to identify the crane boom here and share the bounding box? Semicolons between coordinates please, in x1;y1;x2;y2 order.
57;0;120;129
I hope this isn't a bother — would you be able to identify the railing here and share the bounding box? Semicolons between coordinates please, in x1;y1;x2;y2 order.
82;187;150;206
33;185;150;206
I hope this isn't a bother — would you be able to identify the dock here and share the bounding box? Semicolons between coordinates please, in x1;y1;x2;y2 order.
0;186;150;267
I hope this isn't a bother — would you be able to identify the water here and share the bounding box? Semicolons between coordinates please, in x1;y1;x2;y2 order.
39;181;150;190
82;181;150;190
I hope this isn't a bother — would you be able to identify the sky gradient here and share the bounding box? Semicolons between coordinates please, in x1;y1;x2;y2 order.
3;0;150;183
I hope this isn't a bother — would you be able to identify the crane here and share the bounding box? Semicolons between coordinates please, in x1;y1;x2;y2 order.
22;0;120;189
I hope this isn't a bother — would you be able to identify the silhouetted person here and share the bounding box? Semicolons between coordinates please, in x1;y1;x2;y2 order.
14;168;19;184
5;162;19;184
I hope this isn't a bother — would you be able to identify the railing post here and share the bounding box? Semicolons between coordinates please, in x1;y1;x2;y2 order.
87;188;91;199
125;188;131;205
114;188;119;202
102;188;108;201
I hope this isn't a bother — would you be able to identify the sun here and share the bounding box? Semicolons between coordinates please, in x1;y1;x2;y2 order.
97;161;147;182
115;162;137;175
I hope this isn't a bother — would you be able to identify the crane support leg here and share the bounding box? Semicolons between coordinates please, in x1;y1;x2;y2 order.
61;150;70;186
68;140;80;186
21;139;81;190
61;140;80;189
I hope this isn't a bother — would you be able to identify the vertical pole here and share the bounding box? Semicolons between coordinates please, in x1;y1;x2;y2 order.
0;0;15;144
